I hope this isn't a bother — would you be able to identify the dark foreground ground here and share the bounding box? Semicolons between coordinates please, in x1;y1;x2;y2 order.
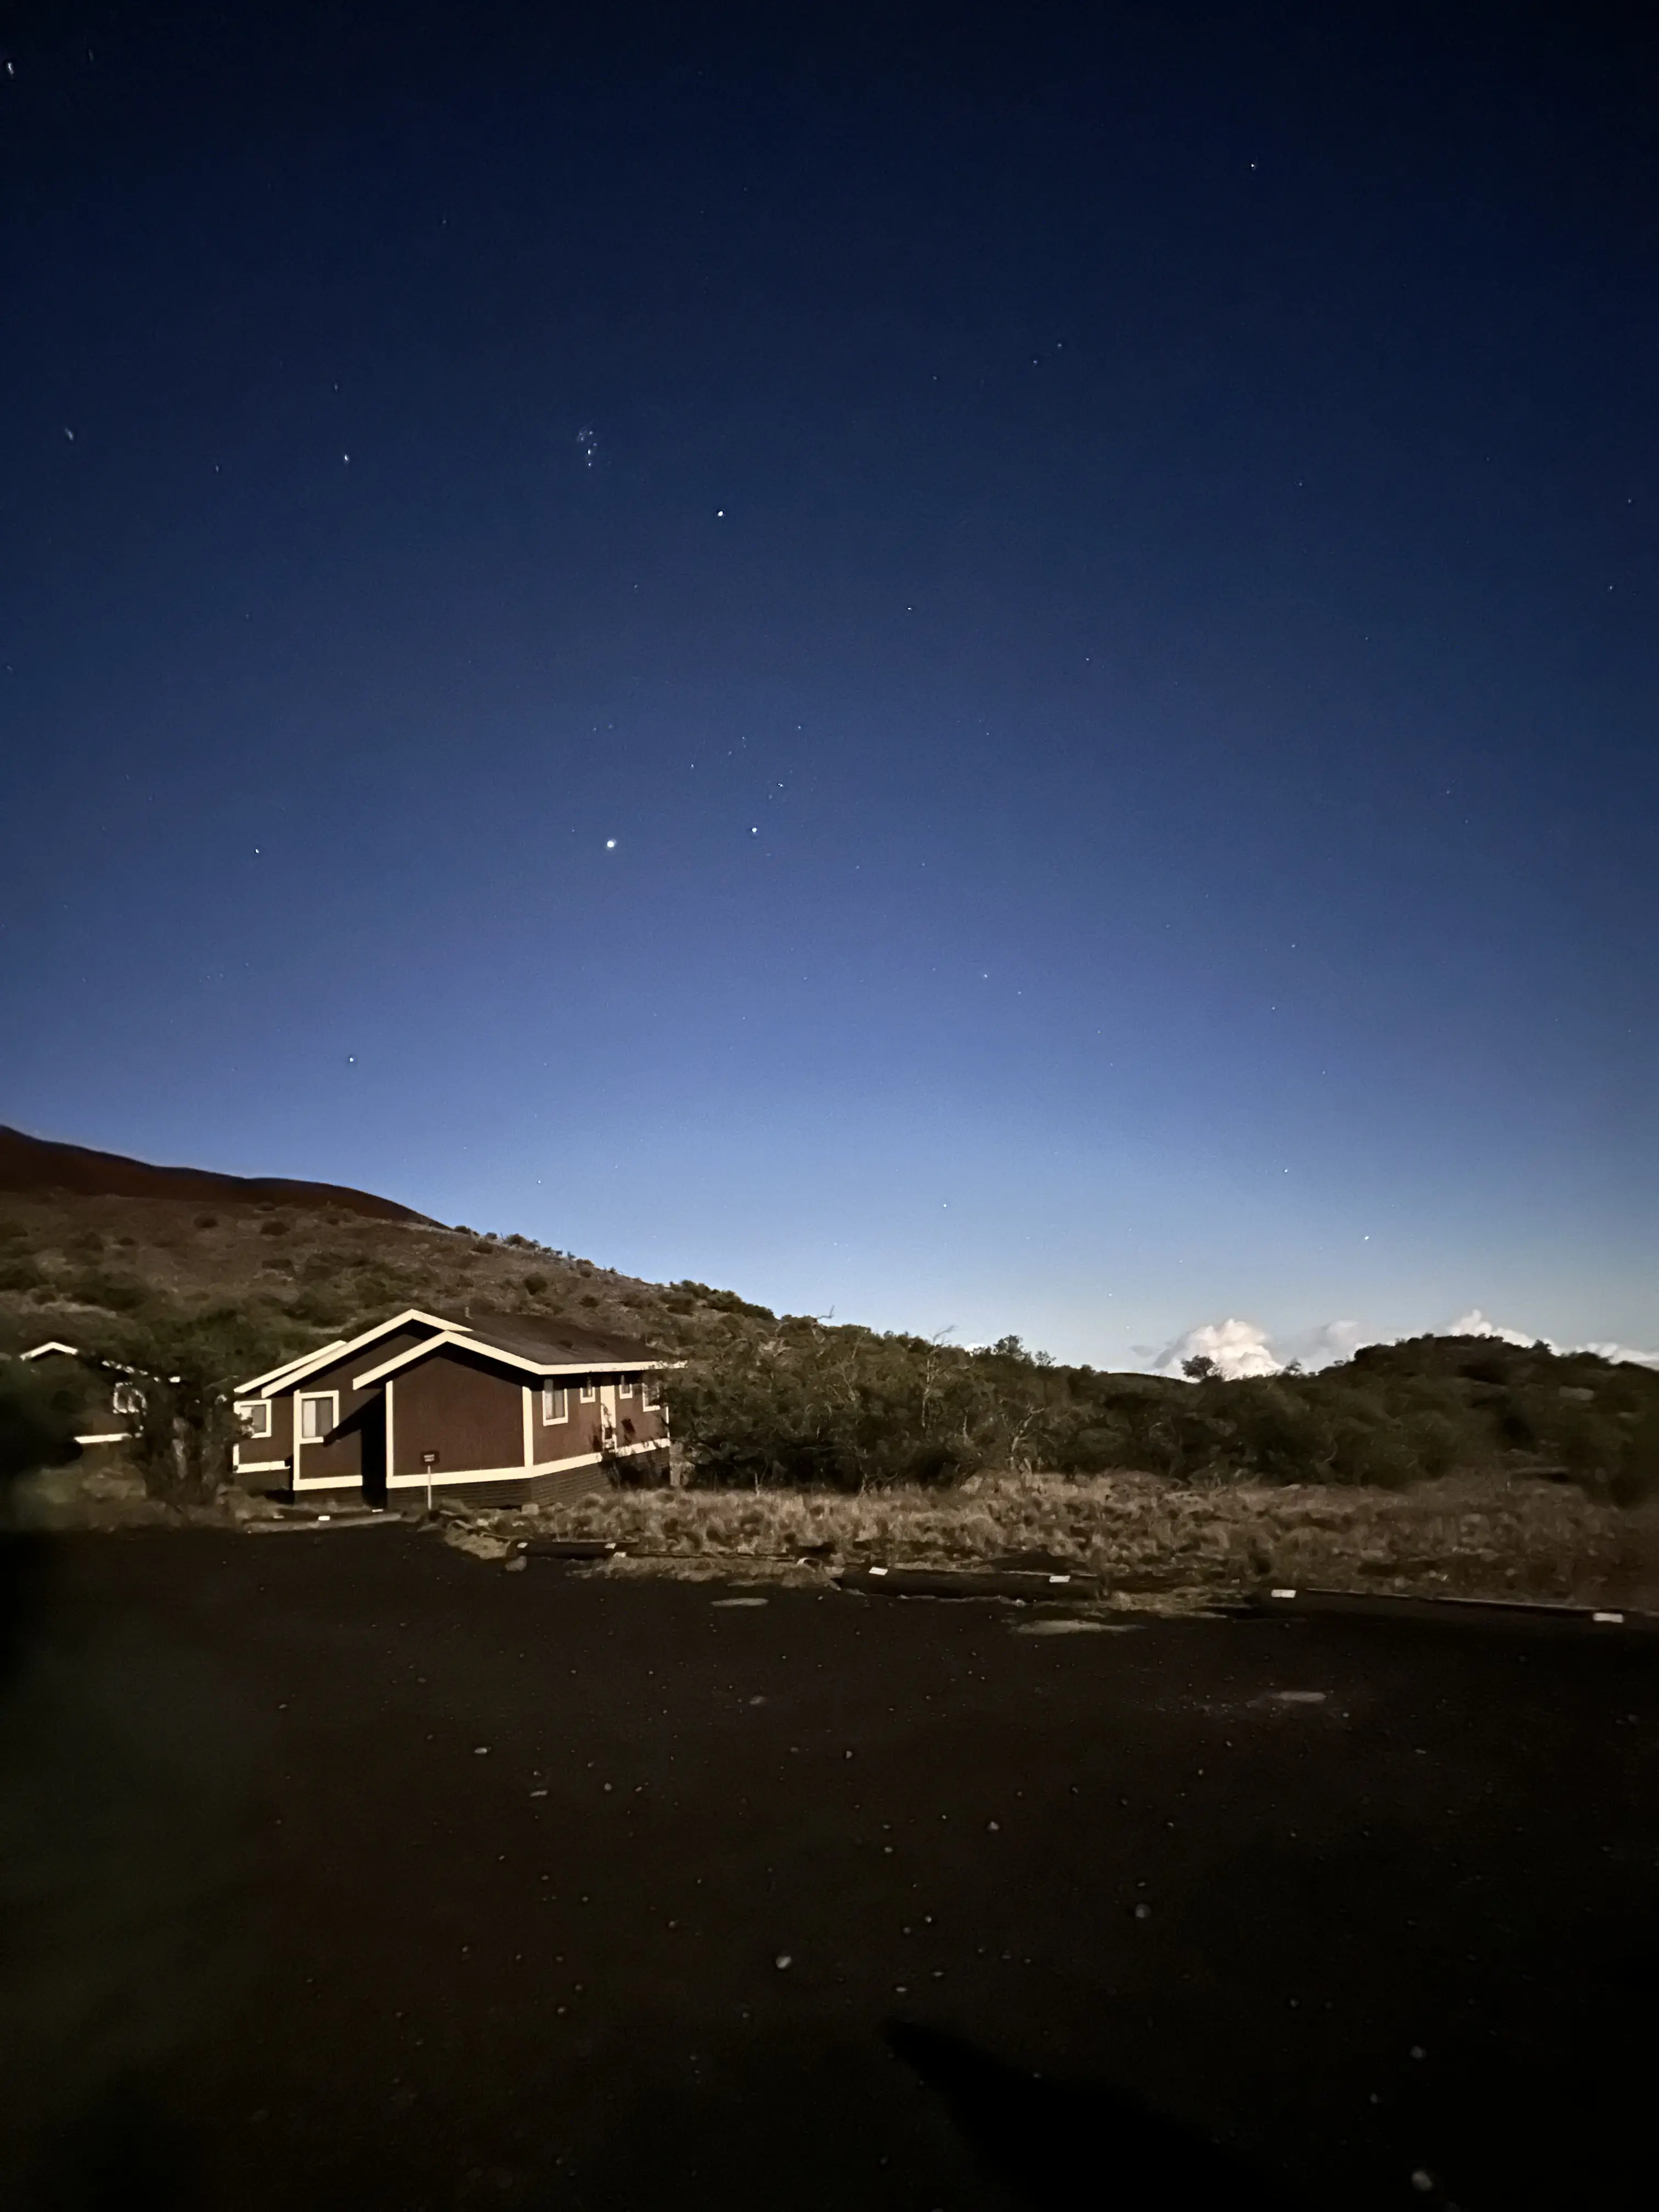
2;1532;1655;2211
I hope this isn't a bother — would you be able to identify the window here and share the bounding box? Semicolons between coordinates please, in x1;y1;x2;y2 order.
298;1392;337;1441
112;1380;144;1418
619;1379;634;1399
579;1381;596;1404
641;1376;659;1409
541;1384;568;1424
235;1399;272;1438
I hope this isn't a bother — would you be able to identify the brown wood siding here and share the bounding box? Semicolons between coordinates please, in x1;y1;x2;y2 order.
572;1386;607;1460
291;1325;435;1485
391;1345;525;1477
613;1385;666;1451
235;1391;293;1470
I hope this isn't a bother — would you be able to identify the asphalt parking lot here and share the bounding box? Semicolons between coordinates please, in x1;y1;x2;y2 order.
2;1528;1654;2210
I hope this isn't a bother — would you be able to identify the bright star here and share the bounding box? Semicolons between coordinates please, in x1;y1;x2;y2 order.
605;839;617;850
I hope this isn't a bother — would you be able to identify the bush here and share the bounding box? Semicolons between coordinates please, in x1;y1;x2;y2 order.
0;1359;85;1489
66;1269;150;1313
100;1308;304;1506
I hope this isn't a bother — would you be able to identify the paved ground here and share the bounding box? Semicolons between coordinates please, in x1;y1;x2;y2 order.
1;1528;1655;2210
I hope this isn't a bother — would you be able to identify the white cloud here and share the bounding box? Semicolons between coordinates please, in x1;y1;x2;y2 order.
1144;1309;1659;1381
1154;1317;1281;1381
1442;1308;1538;1347
1276;1318;1366;1372
1443;1310;1659;1369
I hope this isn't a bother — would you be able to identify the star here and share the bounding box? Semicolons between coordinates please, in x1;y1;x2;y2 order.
605;839;617;850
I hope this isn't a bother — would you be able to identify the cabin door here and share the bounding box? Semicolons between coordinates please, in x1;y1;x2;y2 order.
357;1396;387;1506
598;1384;618;1454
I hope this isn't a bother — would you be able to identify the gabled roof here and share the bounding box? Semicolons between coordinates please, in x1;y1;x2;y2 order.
352;1314;665;1391
239;1309;469;1397
20;1341;156;1380
234;1338;349;1395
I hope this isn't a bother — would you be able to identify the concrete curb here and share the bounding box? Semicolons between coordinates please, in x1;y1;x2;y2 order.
837;1565;1100;1602
513;1537;620;1560
1252;1584;1658;1633
244;1512;407;1536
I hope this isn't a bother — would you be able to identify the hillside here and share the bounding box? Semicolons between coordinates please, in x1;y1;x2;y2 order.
0;1133;762;1368
3;1131;1657;1507
0;1125;436;1224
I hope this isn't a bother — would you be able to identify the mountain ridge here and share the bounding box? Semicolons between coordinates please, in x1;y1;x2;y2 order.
0;1125;437;1227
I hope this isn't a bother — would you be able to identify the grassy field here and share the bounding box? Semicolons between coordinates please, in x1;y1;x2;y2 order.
439;1466;1659;1613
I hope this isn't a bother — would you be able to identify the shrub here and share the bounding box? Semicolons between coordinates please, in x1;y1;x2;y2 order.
66;1269;150;1313
100;1308;304;1506
522;1274;549;1296
0;1358;85;1489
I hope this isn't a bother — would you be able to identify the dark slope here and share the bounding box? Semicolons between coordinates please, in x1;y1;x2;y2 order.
0;1126;436;1227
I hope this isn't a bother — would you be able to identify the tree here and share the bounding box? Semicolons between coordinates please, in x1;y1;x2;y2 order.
0;1358;85;1505
106;1308;302;1507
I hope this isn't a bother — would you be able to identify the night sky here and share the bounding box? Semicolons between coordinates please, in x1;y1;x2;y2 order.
4;2;1655;1369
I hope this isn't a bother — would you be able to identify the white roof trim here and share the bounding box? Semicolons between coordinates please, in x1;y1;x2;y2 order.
21;1341;81;1361
240;1310;471;1397
352;1331;662;1391
234;1339;349;1393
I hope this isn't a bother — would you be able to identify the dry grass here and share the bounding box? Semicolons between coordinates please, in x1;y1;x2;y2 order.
481;1467;1659;1612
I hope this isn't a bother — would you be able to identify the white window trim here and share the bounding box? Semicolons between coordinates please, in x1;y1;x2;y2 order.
619;1378;634;1398
111;1381;144;1418
641;1378;660;1409
235;1398;273;1438
541;1385;569;1424
579;1382;596;1404
297;1390;340;1443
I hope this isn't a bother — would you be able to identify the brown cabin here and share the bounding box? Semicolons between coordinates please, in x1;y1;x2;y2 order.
233;1308;670;1508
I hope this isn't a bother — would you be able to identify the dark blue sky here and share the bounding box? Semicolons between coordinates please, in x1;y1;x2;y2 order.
4;1;1655;1365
